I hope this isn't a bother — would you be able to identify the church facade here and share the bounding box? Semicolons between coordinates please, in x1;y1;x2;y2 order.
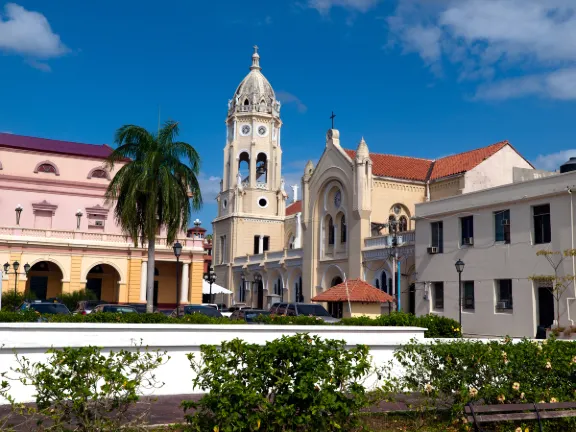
212;48;534;312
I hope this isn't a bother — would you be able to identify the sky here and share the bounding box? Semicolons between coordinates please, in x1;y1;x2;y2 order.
2;0;576;231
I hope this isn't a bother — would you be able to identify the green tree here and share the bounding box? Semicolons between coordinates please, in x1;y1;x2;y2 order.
105;121;202;312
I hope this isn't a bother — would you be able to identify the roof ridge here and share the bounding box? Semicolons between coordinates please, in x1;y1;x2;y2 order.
344;148;433;162
0;132;108;148
436;140;509;161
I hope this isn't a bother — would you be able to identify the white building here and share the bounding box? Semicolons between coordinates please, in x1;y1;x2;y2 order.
414;166;576;338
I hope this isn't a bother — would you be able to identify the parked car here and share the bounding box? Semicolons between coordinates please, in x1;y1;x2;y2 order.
125;304;161;314
215;303;227;311
222;304;250;318
201;303;218;309
19;300;71;315
91;304;139;314
73;300;107;315
229;309;270;323
269;303;340;323
170;305;223;318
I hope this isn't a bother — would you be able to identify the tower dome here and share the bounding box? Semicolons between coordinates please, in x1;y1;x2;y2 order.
228;46;280;117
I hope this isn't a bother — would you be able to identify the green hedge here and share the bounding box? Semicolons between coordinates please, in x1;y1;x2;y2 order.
0;311;462;337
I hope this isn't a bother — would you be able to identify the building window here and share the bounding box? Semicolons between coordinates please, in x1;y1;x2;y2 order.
461;216;474;245
37;163;57;174
431;221;443;253
432;282;444;311
263;236;270;252
533;204;551;244
399;216;408;232
462;281;475;310
238;280;246;303
219;235;227;264
388;215;397;233
340;215;347;243
495;209;511;243
496;279;513;311
328;217;335;245
253;236;259;254
274;278;282;296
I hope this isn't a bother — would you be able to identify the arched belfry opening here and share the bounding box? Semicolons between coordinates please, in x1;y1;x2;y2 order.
256;153;268;185
238;152;250;184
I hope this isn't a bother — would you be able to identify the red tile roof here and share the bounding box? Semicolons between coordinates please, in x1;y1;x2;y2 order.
312;279;395;303
286;200;302;216
0;133;114;160
345;140;512;182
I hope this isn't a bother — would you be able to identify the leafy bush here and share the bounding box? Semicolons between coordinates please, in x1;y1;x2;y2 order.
387;337;576;429
184;334;374;432
0;291;35;312
58;289;97;312
254;314;329;325
0;344;168;431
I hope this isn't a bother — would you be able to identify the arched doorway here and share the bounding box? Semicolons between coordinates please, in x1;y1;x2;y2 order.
86;264;121;303
26;261;63;300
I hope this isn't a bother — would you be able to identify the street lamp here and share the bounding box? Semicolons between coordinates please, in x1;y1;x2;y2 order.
3;261;30;295
240;274;246;304
254;273;263;309
76;210;83;229
193;219;201;227
455;259;465;328
204;266;217;304
173;241;183;315
15;205;23;225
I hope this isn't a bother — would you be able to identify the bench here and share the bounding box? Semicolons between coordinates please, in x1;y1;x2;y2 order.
465;402;576;432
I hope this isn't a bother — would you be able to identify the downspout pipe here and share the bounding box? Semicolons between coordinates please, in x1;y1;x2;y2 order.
566;187;575;326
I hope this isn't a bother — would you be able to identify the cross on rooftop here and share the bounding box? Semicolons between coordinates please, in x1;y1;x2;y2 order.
330;111;336;129
253;45;259;54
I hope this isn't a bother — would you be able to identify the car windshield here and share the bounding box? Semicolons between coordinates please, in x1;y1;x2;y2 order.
245;311;269;322
29;304;70;315
102;306;137;313
184;306;222;317
297;304;331;317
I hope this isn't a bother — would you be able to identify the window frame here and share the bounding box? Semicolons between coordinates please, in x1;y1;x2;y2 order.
495;279;513;312
533;204;551;245
432;282;444;311
462;281;475;311
494;209;511;244
430;221;444;253
460;216;474;245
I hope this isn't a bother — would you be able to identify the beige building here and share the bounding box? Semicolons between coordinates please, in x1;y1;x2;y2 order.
213;48;535;313
414;167;576;338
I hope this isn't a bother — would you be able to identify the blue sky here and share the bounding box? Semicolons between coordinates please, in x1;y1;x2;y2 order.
2;0;576;230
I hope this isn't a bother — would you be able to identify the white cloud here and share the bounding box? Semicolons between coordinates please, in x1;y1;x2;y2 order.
386;0;576;100
276;91;308;113
198;173;222;203
0;3;69;67
533;150;576;171
307;0;380;15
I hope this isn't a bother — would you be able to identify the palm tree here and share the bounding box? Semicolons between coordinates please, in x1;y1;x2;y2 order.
105;120;202;312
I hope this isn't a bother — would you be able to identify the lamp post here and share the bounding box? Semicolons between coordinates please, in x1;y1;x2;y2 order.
3;261;30;295
254;273;263;309
15;205;23;226
76;210;83;229
204;266;217;304
193;219;201;228
173;241;182;316
240;274;245;304
455;259;465;328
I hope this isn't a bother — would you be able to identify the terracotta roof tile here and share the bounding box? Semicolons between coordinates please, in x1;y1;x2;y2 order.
344;140;511;182
429;141;509;180
286;200;302;216
312;279;395;303
0;133;114;160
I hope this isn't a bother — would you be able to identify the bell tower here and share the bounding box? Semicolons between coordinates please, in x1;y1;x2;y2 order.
213;47;287;290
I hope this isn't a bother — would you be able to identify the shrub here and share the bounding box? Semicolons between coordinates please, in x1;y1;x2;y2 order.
387;337;576;429
0;344;168;431
1;291;35;312
58;289;97;312
184;334;374;432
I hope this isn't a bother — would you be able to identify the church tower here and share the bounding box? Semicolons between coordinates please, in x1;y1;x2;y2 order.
213;47;287;291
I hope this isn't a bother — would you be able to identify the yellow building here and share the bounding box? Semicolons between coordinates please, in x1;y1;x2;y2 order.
0;132;205;307
213;48;535;313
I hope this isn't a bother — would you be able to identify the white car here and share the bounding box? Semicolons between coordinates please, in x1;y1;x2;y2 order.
221;304;251;318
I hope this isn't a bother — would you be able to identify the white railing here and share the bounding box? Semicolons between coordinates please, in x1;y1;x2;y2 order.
232;248;303;267
266;251;285;261
0;227;203;250
364;230;415;249
363;246;415;261
256;183;268;190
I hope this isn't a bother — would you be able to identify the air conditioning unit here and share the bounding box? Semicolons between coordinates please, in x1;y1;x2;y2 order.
496;301;508;309
427;246;439;254
94;220;104;227
397;235;403;245
501;219;510;226
463;237;474;245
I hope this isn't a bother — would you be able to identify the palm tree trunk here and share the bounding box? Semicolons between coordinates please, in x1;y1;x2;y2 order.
146;237;156;313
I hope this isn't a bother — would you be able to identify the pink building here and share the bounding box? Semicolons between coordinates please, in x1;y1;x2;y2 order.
0;133;205;307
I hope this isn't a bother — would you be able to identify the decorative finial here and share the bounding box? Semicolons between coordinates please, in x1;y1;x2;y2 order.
250;45;261;71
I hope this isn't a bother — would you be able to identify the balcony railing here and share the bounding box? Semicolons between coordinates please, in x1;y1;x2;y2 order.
364;230;415;249
0;227;203;250
233;248;303;267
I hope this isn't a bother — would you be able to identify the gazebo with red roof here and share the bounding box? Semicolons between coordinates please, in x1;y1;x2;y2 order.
311;279;395;319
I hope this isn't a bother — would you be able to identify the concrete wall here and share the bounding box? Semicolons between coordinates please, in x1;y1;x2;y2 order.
0;323;426;404
414;170;576;338
346;303;382;318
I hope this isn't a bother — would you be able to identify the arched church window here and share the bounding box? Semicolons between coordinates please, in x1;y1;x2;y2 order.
331;276;343;287
37;163;57;174
243;98;250;106
256;153;268;184
328;217;335;245
238;152;250;184
340;214;347;243
388;215;397;233
399;216;408;232
375;279;380;289
91;169;108;179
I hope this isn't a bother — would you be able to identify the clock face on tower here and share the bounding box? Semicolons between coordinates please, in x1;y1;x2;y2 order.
241;124;251;136
258;126;267;136
334;191;342;208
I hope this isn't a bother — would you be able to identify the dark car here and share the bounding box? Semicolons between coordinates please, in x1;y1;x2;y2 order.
230;309;270;323
269;303;339;323
170;305;223;318
20;301;71;315
73;300;107;315
92;304;139;314
125;304;160;314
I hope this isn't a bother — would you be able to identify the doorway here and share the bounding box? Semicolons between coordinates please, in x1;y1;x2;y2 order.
29;276;48;300
257;280;264;309
409;284;415;315
538;287;554;328
86;279;102;300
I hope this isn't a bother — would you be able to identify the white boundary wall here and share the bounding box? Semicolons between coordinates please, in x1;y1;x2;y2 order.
0;323;426;404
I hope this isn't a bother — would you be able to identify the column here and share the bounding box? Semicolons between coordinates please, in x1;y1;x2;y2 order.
140;261;147;302
180;263;190;304
258;235;264;254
